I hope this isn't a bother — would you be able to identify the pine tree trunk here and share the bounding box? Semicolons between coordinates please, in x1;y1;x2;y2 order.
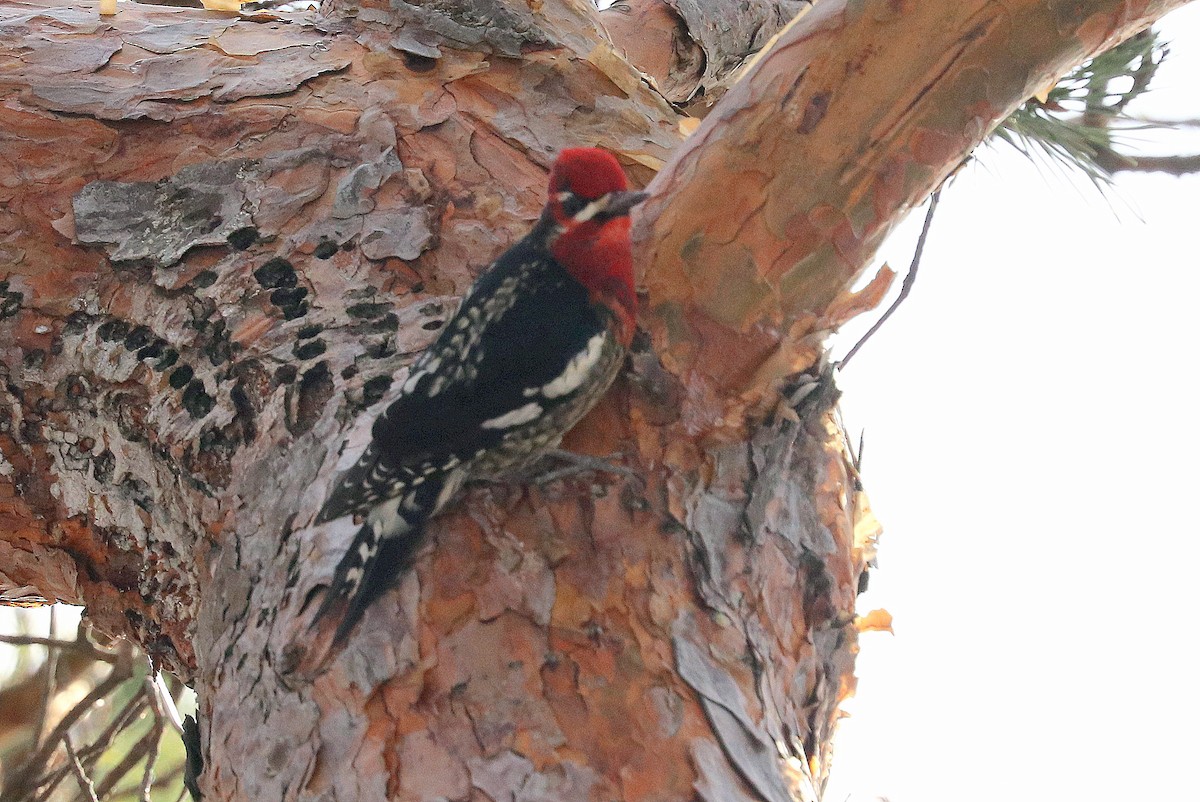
0;0;1186;799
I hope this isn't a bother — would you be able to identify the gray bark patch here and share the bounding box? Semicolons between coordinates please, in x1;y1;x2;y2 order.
668;0;808;91
674;628;795;802
73;160;255;268
390;0;554;57
361;207;434;261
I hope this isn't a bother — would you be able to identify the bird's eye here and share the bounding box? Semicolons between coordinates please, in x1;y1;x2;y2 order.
558;193;587;218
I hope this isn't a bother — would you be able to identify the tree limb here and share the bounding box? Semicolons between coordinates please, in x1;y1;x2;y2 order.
633;0;1191;434
1096;148;1200;174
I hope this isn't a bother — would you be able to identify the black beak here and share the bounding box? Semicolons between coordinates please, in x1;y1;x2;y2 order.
605;190;650;217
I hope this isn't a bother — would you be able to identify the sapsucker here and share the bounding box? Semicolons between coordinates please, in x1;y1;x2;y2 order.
312;148;646;645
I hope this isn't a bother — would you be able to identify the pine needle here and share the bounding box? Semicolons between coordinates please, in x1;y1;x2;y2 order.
991;28;1168;186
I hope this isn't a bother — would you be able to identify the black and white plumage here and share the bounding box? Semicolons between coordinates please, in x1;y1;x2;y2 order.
311;148;644;646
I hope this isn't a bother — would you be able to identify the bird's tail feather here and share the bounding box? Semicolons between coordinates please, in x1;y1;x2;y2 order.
321;526;425;646
310;479;442;646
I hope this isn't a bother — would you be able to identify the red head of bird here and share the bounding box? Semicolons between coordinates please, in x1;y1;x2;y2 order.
546;148;646;346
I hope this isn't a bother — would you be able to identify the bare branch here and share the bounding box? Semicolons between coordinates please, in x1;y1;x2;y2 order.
838;190;942;369
0;634;118;664
8;640;133;802
92;728;160;801
32;607;58;753
1127;115;1200;128
1096;148;1200;175
62;735;100;802
33;690;158;802
45;691;151;802
140;675;167;802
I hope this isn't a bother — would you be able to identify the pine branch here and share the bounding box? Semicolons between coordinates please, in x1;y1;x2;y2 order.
1095;149;1200;176
992;27;1170;184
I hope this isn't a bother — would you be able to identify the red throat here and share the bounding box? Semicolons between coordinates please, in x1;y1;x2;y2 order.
546;148;638;346
551;217;637;346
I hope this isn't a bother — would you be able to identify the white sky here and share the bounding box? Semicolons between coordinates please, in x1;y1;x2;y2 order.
825;5;1200;801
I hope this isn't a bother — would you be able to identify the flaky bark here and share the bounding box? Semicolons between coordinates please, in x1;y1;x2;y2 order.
601;0;807;110
1;0;1187;800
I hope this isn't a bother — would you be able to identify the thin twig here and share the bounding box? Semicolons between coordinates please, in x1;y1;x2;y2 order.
140;721;164;802
62;735;100;802
92;728;158;800
73;689;149;782
140;674;167;802
0;613;119;664
1095;148;1200;176
838;189;941;369
1127;115;1200;129
108;761;186;799
32;607;59;755
0;634;118;663
832;406;864;489
33;691;150;802
9;640;134;802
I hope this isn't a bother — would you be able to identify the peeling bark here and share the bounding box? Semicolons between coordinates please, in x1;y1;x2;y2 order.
0;0;1186;800
604;0;807;109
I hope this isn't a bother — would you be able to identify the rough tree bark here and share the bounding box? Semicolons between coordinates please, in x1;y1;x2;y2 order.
0;0;1186;800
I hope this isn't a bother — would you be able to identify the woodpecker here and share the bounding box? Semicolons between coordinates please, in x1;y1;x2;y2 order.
312;148;646;645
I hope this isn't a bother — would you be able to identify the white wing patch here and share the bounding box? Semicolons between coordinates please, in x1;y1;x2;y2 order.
401;369;424;394
366;494;406;537
436;469;466;509
536;333;607;399
481;401;543;430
